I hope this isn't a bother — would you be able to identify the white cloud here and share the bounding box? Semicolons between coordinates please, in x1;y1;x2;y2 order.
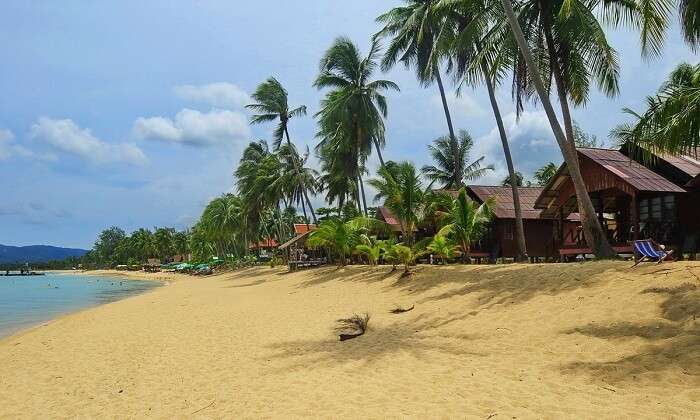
174;82;250;109
30;117;147;166
133;108;251;147
432;92;485;119
472;111;562;185
0;128;56;162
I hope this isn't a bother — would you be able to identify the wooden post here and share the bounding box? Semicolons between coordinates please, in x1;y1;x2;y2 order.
630;192;638;241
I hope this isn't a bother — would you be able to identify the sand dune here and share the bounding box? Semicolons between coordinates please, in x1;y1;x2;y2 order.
2;261;700;418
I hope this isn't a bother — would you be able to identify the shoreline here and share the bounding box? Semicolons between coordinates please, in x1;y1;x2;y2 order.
0;271;171;342
48;269;186;283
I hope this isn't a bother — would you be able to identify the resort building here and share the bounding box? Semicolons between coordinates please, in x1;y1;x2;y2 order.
377;145;700;261
535;146;700;257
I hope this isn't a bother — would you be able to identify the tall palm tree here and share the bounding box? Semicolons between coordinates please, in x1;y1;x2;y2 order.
435;187;494;262
611;62;700;156
200;194;244;258
368;161;429;245
497;0;616;257
276;144;320;225
421;129;494;189
375;0;458;145
246;77;317;223
431;0;530;261
314;37;400;208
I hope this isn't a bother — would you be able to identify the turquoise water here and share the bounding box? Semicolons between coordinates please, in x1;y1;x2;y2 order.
0;274;160;338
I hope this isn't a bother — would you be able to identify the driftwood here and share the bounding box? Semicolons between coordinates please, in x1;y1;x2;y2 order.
390;305;415;314
335;313;370;341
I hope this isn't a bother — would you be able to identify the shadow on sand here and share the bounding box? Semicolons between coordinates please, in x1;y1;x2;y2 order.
563;281;700;384
262;311;485;371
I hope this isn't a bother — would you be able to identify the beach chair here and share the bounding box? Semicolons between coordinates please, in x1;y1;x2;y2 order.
632;239;674;267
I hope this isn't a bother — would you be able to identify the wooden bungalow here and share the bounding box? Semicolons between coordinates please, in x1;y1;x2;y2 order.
534;147;700;258
462;186;578;261
278;224;325;270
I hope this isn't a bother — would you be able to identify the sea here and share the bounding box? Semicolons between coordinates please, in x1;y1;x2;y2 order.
0;273;160;338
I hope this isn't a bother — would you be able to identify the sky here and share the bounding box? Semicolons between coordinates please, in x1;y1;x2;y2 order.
0;1;697;249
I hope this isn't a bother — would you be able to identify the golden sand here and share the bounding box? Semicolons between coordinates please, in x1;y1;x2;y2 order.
2;261;700;418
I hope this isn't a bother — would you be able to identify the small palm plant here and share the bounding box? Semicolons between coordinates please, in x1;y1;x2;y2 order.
392;238;430;276
307;217;387;266
354;234;382;266
436;187;494;263
427;235;458;264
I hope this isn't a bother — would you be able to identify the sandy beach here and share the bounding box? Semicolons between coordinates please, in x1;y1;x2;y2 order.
2;261;700;418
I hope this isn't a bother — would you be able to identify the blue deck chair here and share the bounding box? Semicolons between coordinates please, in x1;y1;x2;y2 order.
632;239;674;267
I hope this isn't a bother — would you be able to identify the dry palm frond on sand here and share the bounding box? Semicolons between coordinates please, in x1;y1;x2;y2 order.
335;313;370;341
390;304;415;314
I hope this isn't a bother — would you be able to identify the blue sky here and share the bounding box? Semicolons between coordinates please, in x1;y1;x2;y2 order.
0;1;697;249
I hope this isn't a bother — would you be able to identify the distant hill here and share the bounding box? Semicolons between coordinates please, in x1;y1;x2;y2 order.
0;244;88;264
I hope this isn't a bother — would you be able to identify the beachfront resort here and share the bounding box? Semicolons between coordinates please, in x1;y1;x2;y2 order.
1;0;699;418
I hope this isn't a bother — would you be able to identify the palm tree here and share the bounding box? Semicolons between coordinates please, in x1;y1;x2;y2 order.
501;171;526;187
435;187;494;262
307;217;386;266
375;0;458;145
421;129;494;189
153;227;175;260
611;62;700;156
430;0;530;261
200;194;243;258
368;161;429;245
427;234;458;263
276;144;320;225
314;37;400;207
246;77;317;223
355;234;383;265
534;162;558;186
497;0;616;258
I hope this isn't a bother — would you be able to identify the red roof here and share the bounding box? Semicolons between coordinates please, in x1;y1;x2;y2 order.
467;186;546;220
377;207;403;232
578;148;685;193
293;224;317;234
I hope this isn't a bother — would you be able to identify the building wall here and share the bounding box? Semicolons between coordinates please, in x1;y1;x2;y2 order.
476;219;558;258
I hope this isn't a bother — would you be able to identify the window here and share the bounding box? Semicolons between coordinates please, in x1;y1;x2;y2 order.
639;199;649;221
503;221;514;240
637;195;676;222
663;195;676;219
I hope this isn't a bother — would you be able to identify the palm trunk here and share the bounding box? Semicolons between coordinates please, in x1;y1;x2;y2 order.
435;67;458;144
300;196;309;226
498;0;615;258
284;127;317;224
541;23;615;258
481;61;528;262
355;178;363;214
358;174;369;216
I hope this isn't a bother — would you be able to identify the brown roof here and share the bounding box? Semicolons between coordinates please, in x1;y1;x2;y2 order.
377;207;403;232
467;186;545;219
658;151;700;179
577;148;685;193
293;224;317;234
278;232;310;250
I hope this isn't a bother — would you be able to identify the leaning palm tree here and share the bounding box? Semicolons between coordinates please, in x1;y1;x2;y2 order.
376;0;458;145
276;144;320;225
496;0;616;258
435;187;494;262
246;77;317;223
421;129;494;189
314;37;400;204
